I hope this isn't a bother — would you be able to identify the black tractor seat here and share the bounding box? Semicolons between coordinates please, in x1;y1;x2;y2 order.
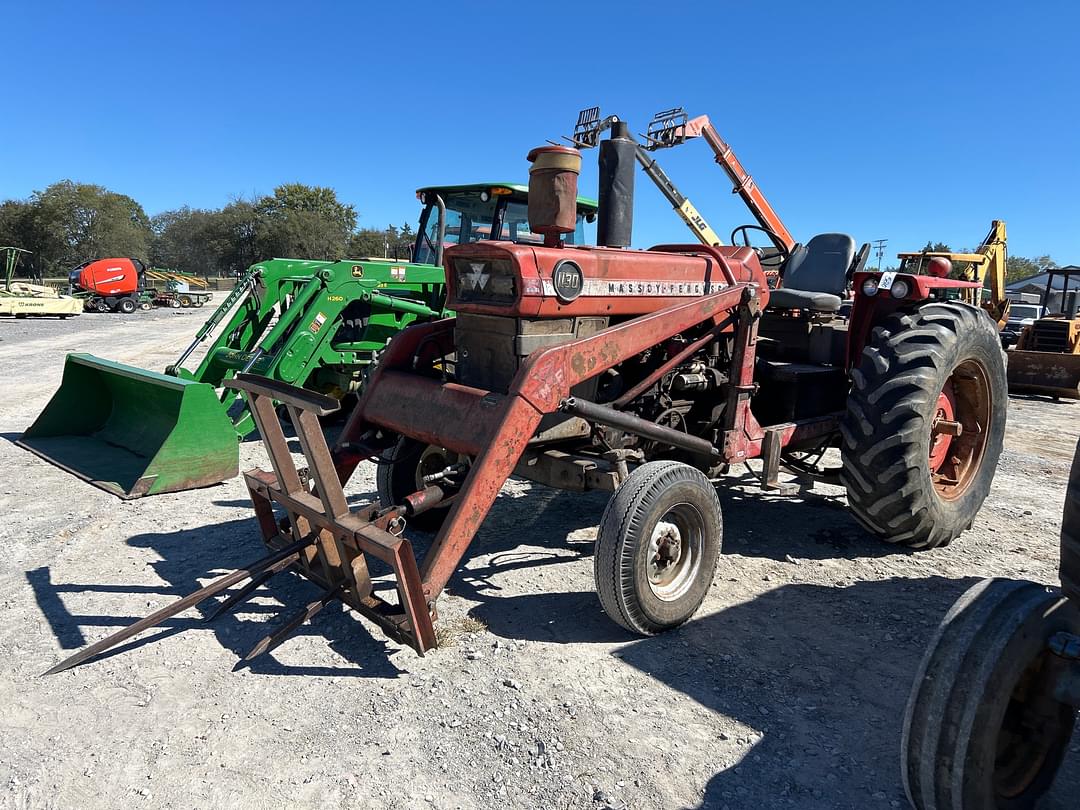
768;233;857;313
768;287;844;312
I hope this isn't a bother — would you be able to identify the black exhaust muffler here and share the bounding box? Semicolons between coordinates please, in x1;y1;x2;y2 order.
597;120;636;248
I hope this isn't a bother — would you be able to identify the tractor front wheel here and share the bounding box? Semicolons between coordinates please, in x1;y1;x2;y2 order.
841;303;1006;549
377;437;462;532
902;578;1078;810
594;461;722;635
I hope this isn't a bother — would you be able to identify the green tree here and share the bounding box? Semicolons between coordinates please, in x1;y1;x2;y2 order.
254;183;357;260
23;181;152;274
209;200;262;276
348;228;388;258
150;206;221;274
385;222;414;259
0;200;38;276
921;240;952;253
1006;254;1056;284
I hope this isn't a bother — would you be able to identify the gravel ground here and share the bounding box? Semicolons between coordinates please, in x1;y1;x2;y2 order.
0;310;1077;809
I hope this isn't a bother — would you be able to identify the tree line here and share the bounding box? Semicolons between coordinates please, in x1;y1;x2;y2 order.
0;180;417;278
0;179;1061;285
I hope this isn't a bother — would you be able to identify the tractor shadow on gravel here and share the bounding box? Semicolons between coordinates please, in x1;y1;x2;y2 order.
619;575;1080;810
32;465;926;679
29;516;402;679
618;575;974;809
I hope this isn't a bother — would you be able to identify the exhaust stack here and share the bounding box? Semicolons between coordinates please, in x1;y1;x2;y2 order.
597;120;636;248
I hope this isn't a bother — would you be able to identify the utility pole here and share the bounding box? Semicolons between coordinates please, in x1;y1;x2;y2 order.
873;239;888;271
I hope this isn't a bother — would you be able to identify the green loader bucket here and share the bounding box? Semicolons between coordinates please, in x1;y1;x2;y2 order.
18;354;239;498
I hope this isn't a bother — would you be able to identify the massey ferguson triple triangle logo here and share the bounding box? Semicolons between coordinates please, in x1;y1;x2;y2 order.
461;262;489;291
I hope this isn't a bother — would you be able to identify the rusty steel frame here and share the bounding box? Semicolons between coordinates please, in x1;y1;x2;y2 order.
235;376;438;654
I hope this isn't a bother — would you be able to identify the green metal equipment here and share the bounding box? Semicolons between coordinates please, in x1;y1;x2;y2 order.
19;183;598;498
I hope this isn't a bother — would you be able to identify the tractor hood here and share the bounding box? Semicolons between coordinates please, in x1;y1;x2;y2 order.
443;241;768;319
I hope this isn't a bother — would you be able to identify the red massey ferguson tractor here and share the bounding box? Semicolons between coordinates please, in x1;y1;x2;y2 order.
44;130;1009;675
292;134;1003;646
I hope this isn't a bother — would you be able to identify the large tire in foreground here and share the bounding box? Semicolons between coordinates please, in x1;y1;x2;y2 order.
841;303;1006;549
117;297;137;314
376;437;461;532
594;461;722;635
1061;437;1080;603
902;578;1079;810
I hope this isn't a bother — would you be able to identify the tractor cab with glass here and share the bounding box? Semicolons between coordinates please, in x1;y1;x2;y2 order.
413;183;597;266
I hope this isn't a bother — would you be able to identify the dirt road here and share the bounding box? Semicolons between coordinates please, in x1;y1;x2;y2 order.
0;311;1076;809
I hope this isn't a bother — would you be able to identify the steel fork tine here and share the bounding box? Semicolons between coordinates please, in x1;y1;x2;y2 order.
241;583;345;663
42;540;312;676
201;556;295;623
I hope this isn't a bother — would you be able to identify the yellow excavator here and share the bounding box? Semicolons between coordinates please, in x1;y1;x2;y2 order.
1007;266;1080;399
895;219;1009;328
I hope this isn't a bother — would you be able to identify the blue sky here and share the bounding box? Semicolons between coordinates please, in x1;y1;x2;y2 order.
3;1;1078;262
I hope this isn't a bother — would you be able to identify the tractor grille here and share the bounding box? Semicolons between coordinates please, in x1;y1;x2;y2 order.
1030;320;1072;353
454;313;609;393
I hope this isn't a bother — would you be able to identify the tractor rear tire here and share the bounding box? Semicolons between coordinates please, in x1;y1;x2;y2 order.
902;578;1078;810
594;461;722;635
117;297;137;314
841;303;1006;549
1061;438;1080;604
376;437;460;533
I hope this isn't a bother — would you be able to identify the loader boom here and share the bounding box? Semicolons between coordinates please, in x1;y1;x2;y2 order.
168;257;449;437
21;183;599;497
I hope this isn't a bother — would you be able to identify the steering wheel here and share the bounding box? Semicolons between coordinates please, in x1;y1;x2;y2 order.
730;224;791;268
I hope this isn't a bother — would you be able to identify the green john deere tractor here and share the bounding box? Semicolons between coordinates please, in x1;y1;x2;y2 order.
19;183;598;498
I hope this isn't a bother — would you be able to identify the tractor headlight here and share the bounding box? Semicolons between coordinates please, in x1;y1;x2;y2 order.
890;278;911;299
862;278;879;296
